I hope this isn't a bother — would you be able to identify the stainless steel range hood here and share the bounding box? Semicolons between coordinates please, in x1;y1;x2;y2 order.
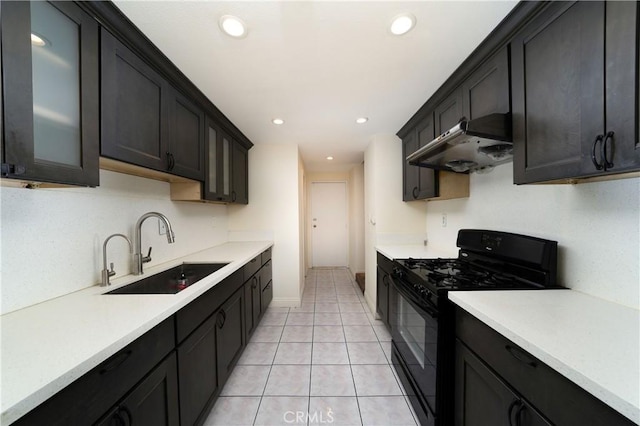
406;113;512;173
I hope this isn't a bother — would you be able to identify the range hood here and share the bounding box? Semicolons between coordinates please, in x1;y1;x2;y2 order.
406;113;512;173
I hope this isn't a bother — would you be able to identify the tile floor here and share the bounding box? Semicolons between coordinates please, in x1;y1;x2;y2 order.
204;268;418;426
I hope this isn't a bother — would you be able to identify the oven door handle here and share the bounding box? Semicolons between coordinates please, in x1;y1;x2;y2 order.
390;276;438;319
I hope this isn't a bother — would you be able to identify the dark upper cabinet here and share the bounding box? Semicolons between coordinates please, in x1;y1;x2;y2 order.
98;352;179;426
101;29;204;180
461;47;510;120
232;140;249;204
403;114;438;201
1;1;99;186
512;1;639;183
455;340;550;426
168;88;205;180
435;89;464;136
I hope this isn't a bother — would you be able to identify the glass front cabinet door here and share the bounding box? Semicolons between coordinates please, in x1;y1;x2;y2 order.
1;1;99;186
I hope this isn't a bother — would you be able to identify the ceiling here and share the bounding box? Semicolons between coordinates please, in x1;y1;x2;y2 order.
112;1;518;172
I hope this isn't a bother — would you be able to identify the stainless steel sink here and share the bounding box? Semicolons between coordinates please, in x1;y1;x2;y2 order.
105;262;229;294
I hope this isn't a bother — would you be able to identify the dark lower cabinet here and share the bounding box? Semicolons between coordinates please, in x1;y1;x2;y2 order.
455;309;635;426
261;279;273;313
512;1;640;183
177;314;219;426
376;253;394;330
216;286;245;385
455;340;550;426
244;274;261;337
98;352;180;426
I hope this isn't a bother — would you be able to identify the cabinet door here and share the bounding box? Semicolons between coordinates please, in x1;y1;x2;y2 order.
168;88;204;180
261;279;273;313
99;352;179;426
216;287;245;385
462;47;510;120
204;118;223;201
455;340;550;426
220;131;233;201
435;89;463;136
177;313;219;426
511;2;606;183
231;140;249;204
402;130;420;201
244;276;261;338
376;266;389;328
415;114;438;199
101;29;170;172
602;1;640;173
1;1;99;186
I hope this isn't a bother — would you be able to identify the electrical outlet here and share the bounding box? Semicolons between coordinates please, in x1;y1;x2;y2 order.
441;213;447;228
158;219;167;235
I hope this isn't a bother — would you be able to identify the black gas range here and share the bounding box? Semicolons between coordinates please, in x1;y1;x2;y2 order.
388;229;559;426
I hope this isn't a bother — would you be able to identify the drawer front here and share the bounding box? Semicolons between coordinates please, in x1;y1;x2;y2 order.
15;318;175;426
176;269;243;343
261;259;273;285
261;280;273;312
261;247;272;266
244;255;261;281
456;309;635;426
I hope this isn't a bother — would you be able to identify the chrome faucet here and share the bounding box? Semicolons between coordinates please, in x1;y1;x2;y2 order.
101;234;133;286
134;212;175;275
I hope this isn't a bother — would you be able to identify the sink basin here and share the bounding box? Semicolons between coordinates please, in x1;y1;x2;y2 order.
106;263;229;295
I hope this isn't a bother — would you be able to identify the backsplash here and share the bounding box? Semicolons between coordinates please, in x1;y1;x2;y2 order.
425;164;639;309
0;171;229;315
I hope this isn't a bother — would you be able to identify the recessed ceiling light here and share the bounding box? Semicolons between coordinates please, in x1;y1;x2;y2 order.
326;156;334;161
30;33;48;47
356;117;369;124
219;15;247;38
272;118;284;125
390;13;416;36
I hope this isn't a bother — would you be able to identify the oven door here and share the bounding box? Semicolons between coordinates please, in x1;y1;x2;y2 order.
389;276;438;425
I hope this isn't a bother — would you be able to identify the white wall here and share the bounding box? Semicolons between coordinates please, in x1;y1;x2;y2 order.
364;134;428;313
425;164;640;309
0;170;229;314
349;163;365;277
227;144;302;307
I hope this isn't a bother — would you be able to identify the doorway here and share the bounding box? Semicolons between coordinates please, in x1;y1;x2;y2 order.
310;182;348;267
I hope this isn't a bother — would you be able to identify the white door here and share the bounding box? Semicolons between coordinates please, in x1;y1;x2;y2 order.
311;182;348;267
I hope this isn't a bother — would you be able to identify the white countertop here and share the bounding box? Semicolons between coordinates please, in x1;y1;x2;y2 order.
376;244;454;260
448;290;640;424
0;241;272;426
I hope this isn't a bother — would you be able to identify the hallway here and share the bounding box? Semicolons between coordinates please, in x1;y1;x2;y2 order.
204;268;418;425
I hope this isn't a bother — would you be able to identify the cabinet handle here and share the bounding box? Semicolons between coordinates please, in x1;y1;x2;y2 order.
166;152;175;171
118;407;132;426
602;131;615;170
507;399;522;426
412;186;419;199
99;350;133;374
217;309;226;328
252;276;258;289
505;345;537;368
382;275;389;287
591;134;604;170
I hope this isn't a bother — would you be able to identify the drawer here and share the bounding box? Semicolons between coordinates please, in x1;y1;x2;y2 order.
176;269;243;343
261;247;272;266
456;309;635;426
15;318;175;426
244;255;261;282
261;259;272;285
261;280;273;312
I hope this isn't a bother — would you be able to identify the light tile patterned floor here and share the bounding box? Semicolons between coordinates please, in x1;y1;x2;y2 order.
204;268;418;426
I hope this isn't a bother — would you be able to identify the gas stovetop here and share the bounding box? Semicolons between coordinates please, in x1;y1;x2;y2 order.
395;257;545;294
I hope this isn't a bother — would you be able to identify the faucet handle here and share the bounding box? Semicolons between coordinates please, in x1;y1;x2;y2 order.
108;262;116;278
142;247;152;264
